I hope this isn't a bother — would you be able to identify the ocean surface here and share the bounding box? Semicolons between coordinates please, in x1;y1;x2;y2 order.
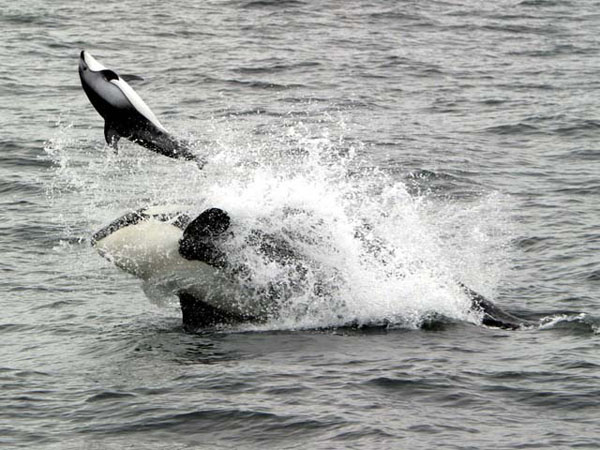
1;0;599;448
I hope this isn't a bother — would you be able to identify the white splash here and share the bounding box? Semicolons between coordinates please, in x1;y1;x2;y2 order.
44;115;515;330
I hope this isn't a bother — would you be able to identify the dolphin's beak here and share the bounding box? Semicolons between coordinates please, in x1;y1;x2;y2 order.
79;50;107;73
79;51;88;74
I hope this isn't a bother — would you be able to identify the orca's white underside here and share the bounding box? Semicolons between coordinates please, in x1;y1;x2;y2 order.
93;210;260;317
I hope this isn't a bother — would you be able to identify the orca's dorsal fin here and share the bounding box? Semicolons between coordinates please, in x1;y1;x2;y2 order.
104;121;120;150
184;208;230;239
179;208;230;265
460;282;533;330
120;74;144;83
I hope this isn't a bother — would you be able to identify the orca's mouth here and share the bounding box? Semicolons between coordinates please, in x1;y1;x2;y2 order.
91;209;192;246
91;211;147;246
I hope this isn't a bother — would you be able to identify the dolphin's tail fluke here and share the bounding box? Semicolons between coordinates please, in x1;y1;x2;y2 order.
134;127;205;167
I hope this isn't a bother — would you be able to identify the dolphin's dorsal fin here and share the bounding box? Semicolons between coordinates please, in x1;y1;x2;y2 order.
104;121;120;150
120;74;144;82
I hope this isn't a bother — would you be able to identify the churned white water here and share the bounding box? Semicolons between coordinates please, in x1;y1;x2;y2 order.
5;2;599;447
44;115;512;330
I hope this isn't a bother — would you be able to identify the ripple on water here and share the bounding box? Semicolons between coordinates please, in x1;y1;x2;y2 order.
2;0;600;448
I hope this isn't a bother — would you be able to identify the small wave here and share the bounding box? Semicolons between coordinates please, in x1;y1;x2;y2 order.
555;120;600;138
482;122;542;135
538;313;599;334
403;169;485;198
514;236;552;253
366;376;447;391
85;391;137;403
201;75;306;91
586;270;600;282
240;0;306;9
30;300;73;311
518;0;566;6
0;179;43;196
480;23;560;35
235;61;321;75
0;11;57;27
368;11;429;23
554;185;600;196
567;148;600;161
76;407;336;440
0;323;38;333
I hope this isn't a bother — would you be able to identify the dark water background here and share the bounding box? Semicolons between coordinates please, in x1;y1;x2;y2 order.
1;1;599;448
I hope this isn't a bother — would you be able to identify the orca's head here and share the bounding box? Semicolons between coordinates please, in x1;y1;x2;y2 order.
79;50;131;119
91;208;192;279
91;207;231;278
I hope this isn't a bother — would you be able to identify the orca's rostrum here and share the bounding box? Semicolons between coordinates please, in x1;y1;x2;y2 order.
79;50;533;331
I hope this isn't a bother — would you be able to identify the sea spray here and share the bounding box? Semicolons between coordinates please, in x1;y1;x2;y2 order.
44;115;515;329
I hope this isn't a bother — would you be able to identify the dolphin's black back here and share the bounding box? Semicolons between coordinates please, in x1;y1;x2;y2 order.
79;51;201;164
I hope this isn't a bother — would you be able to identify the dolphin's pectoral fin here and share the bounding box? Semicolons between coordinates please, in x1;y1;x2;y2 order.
120;74;144;82
460;283;532;330
178;291;253;331
104;121;121;151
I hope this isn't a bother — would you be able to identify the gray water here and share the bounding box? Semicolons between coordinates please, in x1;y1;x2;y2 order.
1;0;600;448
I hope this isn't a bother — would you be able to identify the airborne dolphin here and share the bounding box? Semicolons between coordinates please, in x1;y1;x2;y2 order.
78;50;200;163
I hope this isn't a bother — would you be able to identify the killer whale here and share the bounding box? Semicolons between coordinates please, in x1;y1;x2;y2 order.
78;50;201;164
92;206;533;331
91;206;262;330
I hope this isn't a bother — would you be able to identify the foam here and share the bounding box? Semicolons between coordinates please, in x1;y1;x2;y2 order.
44;115;514;330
